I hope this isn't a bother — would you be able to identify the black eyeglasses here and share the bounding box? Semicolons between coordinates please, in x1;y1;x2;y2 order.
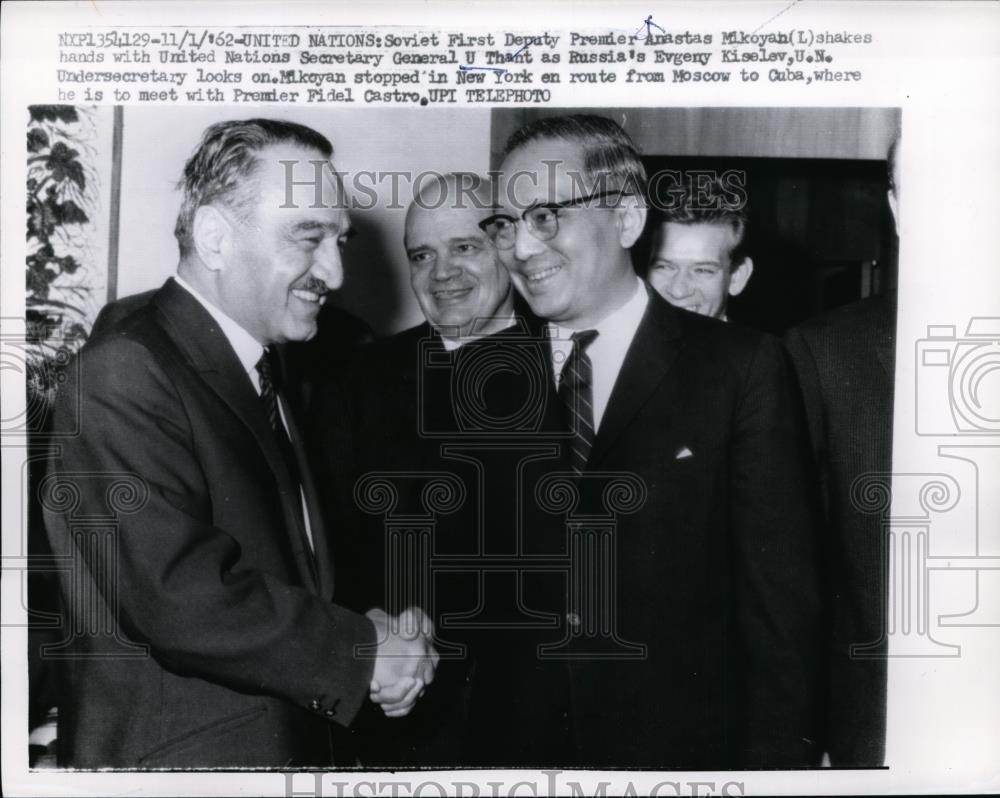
479;188;632;249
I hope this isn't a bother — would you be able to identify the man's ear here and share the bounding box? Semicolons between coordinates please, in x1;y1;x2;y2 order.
191;205;230;272
888;189;899;236
728;257;754;297
616;195;648;249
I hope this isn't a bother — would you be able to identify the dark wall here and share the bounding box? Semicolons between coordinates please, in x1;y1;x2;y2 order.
636;156;897;335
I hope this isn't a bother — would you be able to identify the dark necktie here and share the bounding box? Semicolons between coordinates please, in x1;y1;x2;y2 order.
255;347;302;488
256;349;319;583
558;329;599;476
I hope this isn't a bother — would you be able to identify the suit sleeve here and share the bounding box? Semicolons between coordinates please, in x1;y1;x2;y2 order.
728;333;824;766
43;337;377;726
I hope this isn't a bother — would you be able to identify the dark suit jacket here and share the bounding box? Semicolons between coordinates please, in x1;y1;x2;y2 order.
784;295;896;767
320;320;547;766
324;293;823;769
90;287;372;424
42;278;376;768
494;289;824;769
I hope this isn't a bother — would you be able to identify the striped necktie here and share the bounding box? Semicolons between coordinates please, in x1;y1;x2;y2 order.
256;347;284;434
256;348;320;578
255;347;302;487
558;329;599;476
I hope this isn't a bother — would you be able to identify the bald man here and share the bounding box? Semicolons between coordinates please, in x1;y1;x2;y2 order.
404;174;516;344
316;174;528;764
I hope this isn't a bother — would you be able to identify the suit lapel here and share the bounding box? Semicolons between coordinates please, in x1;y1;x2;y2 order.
588;290;684;469
150;279;320;594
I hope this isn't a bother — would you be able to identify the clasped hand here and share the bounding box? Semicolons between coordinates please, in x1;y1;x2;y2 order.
366;606;440;718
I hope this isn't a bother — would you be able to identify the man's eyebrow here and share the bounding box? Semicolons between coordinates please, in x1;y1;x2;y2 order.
405;244;430;257
289;220;354;237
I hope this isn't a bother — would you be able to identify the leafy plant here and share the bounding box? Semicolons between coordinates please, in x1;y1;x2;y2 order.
25;105;100;426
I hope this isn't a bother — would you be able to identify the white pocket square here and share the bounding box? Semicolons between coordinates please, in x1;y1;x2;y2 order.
675;446;694;460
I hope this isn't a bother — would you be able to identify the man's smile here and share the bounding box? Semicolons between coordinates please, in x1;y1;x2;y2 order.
432;286;474;303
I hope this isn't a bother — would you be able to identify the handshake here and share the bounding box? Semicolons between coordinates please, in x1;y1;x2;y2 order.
366;606;441;718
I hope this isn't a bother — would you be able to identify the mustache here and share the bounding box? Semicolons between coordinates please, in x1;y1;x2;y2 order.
294;278;330;295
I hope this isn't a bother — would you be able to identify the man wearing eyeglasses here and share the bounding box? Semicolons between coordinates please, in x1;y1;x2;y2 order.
475;114;824;768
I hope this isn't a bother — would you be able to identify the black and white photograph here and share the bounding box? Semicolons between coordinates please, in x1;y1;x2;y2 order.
2;3;998;797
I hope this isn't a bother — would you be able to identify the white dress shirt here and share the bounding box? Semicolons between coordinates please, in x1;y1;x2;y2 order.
173;274;315;550
549;276;649;431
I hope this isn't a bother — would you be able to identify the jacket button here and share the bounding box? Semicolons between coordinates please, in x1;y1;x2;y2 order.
309;699;320;711
566;612;582;628
324;708;336;718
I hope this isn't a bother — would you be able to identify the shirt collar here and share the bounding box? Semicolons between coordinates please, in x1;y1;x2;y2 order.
549;275;648;346
173;274;264;376
546;276;648;431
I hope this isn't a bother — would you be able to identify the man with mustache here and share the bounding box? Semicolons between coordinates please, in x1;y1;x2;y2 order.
88;268;371;425
42;118;437;768
473;113;823;767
